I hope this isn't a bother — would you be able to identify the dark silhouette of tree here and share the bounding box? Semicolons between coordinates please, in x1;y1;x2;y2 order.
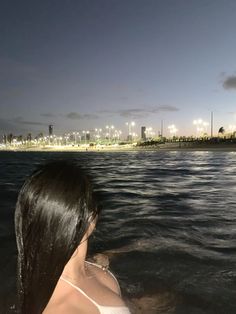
35;132;43;140
7;133;13;144
17;135;23;143
27;133;32;141
218;127;225;134
3;134;7;144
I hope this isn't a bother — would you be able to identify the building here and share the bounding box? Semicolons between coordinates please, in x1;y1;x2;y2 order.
86;132;90;141
49;125;53;136
141;126;146;141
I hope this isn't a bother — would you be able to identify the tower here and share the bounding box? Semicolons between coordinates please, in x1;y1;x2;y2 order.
141;126;146;141
49;125;53;136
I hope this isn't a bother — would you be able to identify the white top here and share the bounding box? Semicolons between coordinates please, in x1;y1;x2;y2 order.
60;262;131;314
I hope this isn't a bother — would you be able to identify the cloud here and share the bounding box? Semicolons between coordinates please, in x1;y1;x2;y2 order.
83;113;99;119
223;75;236;90
96;109;114;117
66;112;98;119
153;105;179;112
119;108;149;118
98;105;179;119
66;112;82;119
13;117;47;126
40;113;56;118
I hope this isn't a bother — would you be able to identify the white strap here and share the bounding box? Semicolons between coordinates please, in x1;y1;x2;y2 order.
60;276;130;314
60;276;101;310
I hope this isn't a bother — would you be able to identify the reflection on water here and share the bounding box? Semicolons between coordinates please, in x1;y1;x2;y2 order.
0;151;236;313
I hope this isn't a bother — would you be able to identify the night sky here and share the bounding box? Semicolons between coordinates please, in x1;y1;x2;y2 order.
1;0;236;137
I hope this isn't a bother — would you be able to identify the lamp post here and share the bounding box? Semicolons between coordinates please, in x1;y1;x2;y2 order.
82;131;85;144
64;134;69;146
82;130;90;144
73;132;80;145
126;121;135;141
132;132;138;142
145;127;155;140
113;129;122;142
105;125;114;143
228;125;236;137
202;122;209;132
168;124;178;139
95;128;102;143
193;119;209;137
59;136;62;146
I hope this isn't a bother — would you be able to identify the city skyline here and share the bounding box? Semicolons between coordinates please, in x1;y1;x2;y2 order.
1;0;236;137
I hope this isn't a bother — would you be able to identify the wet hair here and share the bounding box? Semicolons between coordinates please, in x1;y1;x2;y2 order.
15;160;100;314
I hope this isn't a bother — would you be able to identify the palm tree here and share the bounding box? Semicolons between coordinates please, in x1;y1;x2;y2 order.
218;127;225;135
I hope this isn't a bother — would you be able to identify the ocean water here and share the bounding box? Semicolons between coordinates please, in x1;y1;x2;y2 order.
0;150;236;313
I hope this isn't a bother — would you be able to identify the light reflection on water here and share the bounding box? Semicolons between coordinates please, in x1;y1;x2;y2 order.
0;151;236;313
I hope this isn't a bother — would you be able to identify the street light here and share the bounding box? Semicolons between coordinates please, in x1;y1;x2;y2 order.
95;128;102;143
82;130;90;144
105;125;114;143
193;119;209;137
168;124;178;138
59;136;63;146
228;125;236;132
113;129;122;142
64;134;69;146
228;125;236;137
126;121;135;141
145;127;155;140
73;132;80;145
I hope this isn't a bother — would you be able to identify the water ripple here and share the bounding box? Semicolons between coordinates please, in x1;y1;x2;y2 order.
1;151;236;313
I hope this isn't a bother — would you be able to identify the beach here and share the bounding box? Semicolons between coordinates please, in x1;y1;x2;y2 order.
1;140;236;153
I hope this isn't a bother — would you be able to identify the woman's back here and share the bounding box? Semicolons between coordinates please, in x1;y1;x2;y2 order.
44;262;130;314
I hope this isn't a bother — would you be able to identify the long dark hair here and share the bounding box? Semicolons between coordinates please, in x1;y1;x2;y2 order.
15;160;100;314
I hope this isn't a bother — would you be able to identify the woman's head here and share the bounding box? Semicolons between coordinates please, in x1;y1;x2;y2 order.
15;160;100;314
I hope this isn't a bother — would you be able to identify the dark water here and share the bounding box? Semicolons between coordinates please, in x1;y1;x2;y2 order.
1;151;236;313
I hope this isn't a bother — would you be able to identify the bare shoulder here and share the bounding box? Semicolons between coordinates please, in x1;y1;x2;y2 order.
86;260;121;295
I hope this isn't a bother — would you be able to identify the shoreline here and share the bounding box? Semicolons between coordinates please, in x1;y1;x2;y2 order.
1;143;236;152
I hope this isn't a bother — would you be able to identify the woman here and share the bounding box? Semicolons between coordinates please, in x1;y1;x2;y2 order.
15;160;131;314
